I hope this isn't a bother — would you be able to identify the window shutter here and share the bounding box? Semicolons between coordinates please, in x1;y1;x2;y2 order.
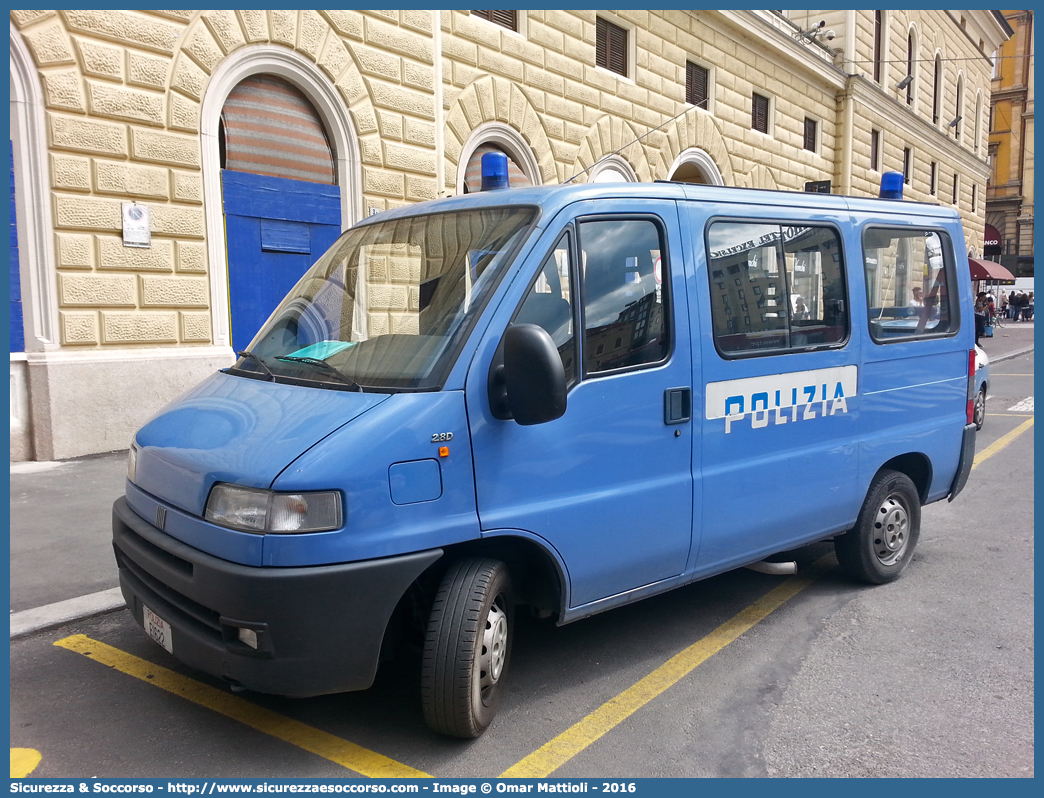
472;10;517;31
597;17;627;76
686;62;708;107
803;118;817;151
752;93;769;133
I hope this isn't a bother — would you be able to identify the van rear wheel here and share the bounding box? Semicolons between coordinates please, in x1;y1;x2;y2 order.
974;386;987;430
835;469;920;585
421;558;513;738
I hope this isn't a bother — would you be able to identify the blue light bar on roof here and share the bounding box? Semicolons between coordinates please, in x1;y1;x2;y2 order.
481;151;510;191
879;171;904;200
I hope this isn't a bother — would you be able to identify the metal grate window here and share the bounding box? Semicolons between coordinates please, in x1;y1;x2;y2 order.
803;118;817;152
686;62;709;108
596;17;628;77
870;129;880;171
220;74;334;184
903;147;911;184
471;10;517;31
752;92;770;134
930;161;937;195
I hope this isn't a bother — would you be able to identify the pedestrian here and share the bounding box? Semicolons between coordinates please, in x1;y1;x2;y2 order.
999;289;1008;319
974;292;988;345
1025;292;1033;322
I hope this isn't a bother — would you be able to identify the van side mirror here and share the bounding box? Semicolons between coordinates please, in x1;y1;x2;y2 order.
488;324;567;426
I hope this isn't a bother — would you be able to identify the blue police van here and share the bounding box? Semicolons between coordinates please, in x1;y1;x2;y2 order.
114;168;977;737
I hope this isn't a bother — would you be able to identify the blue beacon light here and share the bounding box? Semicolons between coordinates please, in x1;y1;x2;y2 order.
481;151;510;191
879;171;904;200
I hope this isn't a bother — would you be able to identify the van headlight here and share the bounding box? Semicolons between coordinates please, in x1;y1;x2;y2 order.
127;443;138;484
205;484;343;534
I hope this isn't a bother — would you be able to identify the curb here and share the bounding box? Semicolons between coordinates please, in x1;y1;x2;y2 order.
989;344;1035;364
10;588;126;640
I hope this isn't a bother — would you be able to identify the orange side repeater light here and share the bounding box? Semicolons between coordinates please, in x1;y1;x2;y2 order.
439;446;449;458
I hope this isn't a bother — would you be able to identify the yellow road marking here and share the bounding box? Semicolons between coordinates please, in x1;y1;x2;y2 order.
54;635;430;779
500;555;835;778
972;417;1034;470
10;748;42;778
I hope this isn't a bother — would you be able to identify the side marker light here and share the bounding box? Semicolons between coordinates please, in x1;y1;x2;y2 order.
439;446;450;458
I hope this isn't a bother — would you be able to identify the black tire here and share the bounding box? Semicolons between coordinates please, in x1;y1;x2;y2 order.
421;558;513;738
974;385;987;430
835;469;921;585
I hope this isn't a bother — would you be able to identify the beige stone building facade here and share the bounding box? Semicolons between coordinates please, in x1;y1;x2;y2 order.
9;10;1009;461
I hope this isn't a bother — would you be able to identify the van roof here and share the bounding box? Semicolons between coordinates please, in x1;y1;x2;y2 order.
362;181;962;228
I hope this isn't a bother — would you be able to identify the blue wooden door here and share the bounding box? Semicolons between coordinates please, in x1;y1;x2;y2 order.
10;140;24;353
222;170;342;352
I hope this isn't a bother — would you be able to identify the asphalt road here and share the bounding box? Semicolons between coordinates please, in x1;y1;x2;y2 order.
10;352;1034;779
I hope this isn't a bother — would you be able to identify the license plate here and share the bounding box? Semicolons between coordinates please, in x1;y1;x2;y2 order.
143;604;173;654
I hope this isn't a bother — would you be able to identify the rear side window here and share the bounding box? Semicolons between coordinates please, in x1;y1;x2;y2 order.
864;228;956;342
578;217;670;375
707;221;848;356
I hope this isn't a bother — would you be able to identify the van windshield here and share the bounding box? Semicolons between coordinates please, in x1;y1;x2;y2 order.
233;206;536;391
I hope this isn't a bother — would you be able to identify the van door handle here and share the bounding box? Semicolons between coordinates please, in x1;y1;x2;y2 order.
664;387;692;424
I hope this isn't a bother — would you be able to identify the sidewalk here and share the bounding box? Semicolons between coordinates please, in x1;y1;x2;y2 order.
980;318;1035;362
8;322;1034;639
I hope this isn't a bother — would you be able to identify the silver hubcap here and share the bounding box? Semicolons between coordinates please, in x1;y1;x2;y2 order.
975;390;986;425
873;495;909;566
479;599;508;692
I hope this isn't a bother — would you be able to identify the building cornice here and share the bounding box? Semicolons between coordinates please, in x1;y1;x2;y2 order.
711;10;847;90
847;75;988;177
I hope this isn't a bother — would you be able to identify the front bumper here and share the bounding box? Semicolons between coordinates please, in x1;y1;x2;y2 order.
112;496;442;697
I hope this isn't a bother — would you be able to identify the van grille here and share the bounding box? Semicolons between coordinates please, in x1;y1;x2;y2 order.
114;527;221;634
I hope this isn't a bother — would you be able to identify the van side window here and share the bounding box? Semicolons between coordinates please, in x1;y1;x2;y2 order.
707;221;848;356
514;232;576;383
864;228;955;342
577;218;669;375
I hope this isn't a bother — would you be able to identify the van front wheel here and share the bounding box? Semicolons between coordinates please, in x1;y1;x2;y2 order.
421;558;513;738
835;469;920;585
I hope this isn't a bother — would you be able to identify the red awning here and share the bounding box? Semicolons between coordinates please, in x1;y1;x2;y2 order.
969;258;1015;283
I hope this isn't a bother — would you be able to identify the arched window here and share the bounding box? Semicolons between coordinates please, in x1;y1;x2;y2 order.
463;144;532;192
932;54;942;125
589;155;637;183
873;11;884;83
220;75;335;184
974;91;984;151
905;30;915;106
954;75;964;140
457;123;541;195
667;148;724;185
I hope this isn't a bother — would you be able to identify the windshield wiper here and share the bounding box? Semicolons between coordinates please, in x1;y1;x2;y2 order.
234;350;275;381
276;356;363;392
